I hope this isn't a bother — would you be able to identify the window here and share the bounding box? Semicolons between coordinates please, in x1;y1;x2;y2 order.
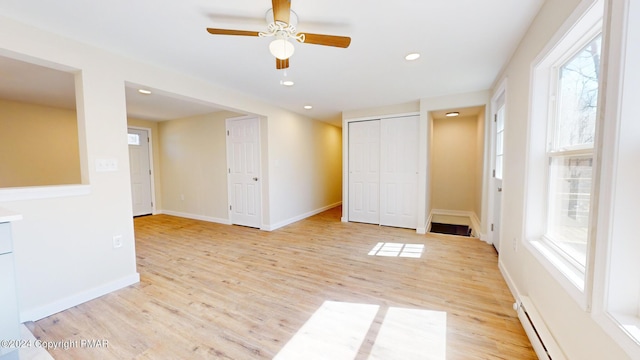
545;34;601;270
495;103;505;180
128;133;140;145
525;0;603;305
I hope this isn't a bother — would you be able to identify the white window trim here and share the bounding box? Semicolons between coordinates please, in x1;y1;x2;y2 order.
524;0;604;311
590;0;640;357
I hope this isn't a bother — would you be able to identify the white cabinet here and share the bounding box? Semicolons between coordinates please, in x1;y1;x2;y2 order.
0;221;20;360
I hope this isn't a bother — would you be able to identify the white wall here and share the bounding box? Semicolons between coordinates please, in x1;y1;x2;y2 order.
0;15;343;320
494;0;629;357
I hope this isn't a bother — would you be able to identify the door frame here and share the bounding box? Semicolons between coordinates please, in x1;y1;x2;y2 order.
127;126;156;215
225;115;263;229
488;79;508;250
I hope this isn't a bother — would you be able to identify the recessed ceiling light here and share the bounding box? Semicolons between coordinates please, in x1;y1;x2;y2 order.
445;111;460;117
138;89;152;95
405;53;421;61
304;105;313;110
280;80;295;86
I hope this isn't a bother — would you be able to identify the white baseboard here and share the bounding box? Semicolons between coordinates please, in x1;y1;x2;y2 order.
498;259;520;302
20;272;140;322
262;202;342;231
158;210;232;225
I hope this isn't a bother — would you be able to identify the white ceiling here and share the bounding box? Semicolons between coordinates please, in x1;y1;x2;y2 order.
0;0;545;126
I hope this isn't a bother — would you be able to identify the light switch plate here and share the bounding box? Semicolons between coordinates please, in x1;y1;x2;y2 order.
96;158;118;172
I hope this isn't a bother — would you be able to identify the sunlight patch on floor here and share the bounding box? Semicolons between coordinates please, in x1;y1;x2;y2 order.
368;242;425;258
369;307;446;360
274;301;379;360
274;301;446;360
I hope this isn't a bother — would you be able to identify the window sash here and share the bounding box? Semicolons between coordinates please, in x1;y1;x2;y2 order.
544;149;593;270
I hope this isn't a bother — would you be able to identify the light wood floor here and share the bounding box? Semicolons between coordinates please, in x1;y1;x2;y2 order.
27;207;536;359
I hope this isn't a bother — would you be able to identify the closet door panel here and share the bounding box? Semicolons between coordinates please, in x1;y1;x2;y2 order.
380;116;419;228
348;120;380;224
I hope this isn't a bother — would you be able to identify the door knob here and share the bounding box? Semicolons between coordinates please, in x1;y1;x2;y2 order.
498;187;503;192
253;177;259;181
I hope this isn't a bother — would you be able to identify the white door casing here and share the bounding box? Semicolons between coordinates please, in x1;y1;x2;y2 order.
128;128;153;216
380;116;419;228
226;116;262;228
348;120;380;224
492;92;506;252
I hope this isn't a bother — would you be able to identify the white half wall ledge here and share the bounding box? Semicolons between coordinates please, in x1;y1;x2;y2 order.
20;272;139;322
0;185;91;203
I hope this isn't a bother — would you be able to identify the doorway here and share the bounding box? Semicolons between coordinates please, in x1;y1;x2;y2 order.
128;127;154;216
428;106;485;237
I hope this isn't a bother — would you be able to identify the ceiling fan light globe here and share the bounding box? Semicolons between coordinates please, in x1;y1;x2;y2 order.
269;39;295;60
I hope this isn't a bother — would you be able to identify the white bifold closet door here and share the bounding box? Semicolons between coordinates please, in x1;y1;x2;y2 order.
348;115;418;229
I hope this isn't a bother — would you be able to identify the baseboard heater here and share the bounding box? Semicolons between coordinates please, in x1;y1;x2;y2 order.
516;296;567;360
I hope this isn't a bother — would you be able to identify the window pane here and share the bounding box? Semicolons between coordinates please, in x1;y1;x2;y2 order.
555;34;601;150
496;106;505;132
495;105;505;179
495;155;503;180
128;133;140;145
546;155;592;266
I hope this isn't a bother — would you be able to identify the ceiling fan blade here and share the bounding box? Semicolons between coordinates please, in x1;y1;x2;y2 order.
276;58;290;69
206;28;260;37
272;0;291;24
298;33;351;48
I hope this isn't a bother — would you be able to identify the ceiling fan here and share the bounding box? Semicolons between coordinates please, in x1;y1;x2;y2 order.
206;0;351;70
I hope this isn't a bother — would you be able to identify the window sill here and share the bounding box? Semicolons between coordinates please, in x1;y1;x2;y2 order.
0;184;91;202
526;238;588;310
594;311;640;359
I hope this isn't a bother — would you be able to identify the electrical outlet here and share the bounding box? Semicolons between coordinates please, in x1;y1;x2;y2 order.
513;237;518;252
180;194;185;201
113;235;123;249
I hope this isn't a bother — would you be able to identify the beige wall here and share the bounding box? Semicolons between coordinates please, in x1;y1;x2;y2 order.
0;99;80;187
155;110;342;227
127;117;162;210
158;111;239;222
266;112;343;228
431;115;480;213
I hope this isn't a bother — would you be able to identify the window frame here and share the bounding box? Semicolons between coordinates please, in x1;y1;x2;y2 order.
591;0;640;356
524;0;604;310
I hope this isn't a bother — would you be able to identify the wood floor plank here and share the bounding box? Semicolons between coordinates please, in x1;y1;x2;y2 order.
26;207;536;359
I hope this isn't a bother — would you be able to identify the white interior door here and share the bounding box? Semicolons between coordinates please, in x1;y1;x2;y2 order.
380;116;419;228
348;120;380;224
226;116;261;228
492;99;506;252
128;128;153;216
